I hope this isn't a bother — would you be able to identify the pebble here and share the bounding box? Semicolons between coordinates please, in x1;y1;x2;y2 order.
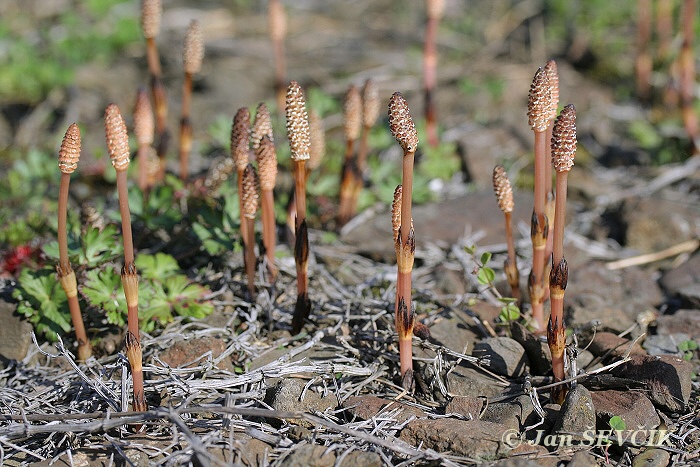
472;337;529;377
552;386;596;439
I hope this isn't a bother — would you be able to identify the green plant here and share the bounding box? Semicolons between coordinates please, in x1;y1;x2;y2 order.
13;268;71;341
105;103;145;413
141;0;169;180
679;339;698;361
423;0;445;148
389;92;419;390
609;415;626;431
526;66;555;332
179;20;204;181
56;123;91;361
287;81;312;335
465;246;524;331
492;165;520;303
0;0;139;104
548;104;577;404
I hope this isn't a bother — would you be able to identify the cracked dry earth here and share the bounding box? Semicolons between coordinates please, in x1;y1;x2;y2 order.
1;0;700;466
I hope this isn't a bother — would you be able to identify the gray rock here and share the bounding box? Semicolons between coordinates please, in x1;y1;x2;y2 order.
566;262;663;333
660;253;700;307
472;337;529;377
481;395;536;432
655;309;700;337
591;390;660;433
622;197;699;254
568;450;598;467
342;395;426;424
586;332;646;360
611;354;692;412
447;366;512;399
0;300;33;362
399;418;512;460
338;450;382;467
277;445;335;467
266;379;338;428
340;191;533;262
445;395;483;419
632;448;671;467
643;333;692;356
510;322;551;375
552;386;596;438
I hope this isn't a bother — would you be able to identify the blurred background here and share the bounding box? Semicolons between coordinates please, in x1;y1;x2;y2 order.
0;0;697;245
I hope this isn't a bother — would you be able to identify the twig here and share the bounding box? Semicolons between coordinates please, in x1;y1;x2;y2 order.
605;238;699;270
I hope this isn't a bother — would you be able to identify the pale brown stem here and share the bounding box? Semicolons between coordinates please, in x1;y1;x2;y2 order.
423;14;439;147
237;171;248;247
294;161;307;225
179;73;193;181
349;126;371;218
636;0;653;101
261;189;277;279
57;172;92;360
127;303;139;344
400;152;415;245
57;173;71;269
533;131;547;217
116;171;134;266
137;146;149;193
146;36;169;181
337;140;356;226
680;0;698;151
530;130;548;331
244;217;256;296
504;211;520;302
396;271;414;379
552;173;568;267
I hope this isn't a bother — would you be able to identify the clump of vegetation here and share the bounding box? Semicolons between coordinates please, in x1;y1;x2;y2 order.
388;92;419;390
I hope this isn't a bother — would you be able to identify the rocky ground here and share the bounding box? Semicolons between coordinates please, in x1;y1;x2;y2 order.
1;1;700;466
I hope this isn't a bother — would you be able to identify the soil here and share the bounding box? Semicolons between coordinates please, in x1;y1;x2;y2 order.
1;1;699;466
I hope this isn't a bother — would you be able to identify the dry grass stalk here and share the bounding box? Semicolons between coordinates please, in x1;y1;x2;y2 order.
105;104;146;414
56;123;91;361
388;92;418;389
423;0;444;147
256;135;278;280
492;165;520;303
526;66;553;332
549;104;576;404
268;0;287;112
241;164;260;297
134;88;156;193
338;85;362;226
286;81;311;335
179;20;204;181
231;107;252;247
140;0;169;181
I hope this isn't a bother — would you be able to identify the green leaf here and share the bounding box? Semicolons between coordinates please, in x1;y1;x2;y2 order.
609;415;626;431
499;303;520;321
679;340;698;352
136;253;180;280
82;267;125;317
464;245;476;255
80;225;122;267
477;267;495;285
13;268;71;341
480;252;492;266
